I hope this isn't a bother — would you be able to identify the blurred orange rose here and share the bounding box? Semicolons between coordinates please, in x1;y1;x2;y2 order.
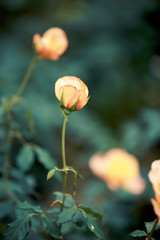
55;76;89;111
148;160;160;223
33;27;68;60
89;148;145;194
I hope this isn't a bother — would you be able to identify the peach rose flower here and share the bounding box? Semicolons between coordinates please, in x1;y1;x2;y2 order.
89;148;146;194
148;160;160;223
33;27;68;60
55;76;89;111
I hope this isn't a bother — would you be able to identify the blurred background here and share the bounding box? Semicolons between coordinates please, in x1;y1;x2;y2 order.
1;0;160;239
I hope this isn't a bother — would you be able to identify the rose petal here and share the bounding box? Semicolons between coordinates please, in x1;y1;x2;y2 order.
55;76;88;98
151;198;160;223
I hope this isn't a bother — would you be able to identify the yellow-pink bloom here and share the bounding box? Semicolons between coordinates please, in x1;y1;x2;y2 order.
55;76;89;111
33;27;68;60
89;148;145;194
148;160;160;223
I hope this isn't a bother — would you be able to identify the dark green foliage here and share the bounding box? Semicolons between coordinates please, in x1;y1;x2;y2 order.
34;146;56;170
72;209;86;228
17;201;43;213
54;191;74;207
81;210;105;240
129;230;147;237
57;201;104;239
16;145;34;172
78;205;102;222
0;200;13;218
145;220;160;233
4;215;32;240
58;206;77;224
41;214;61;239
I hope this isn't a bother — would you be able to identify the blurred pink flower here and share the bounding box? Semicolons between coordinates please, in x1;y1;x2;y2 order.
89;148;146;194
148;160;160;223
33;27;68;60
55;76;89;111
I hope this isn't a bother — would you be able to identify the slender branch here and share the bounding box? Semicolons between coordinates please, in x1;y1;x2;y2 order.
43;200;62;215
61;172;67;212
62;117;67;169
16;55;41;96
146;218;158;240
60;116;68;209
2;131;20;203
59;116;68;231
3;132;12;187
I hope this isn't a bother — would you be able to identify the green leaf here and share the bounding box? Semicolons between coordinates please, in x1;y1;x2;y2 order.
34;146;56;170
4;216;32;240
47;169;56;180
16;145;34;172
17;201;43;213
72;209;87;228
145;219;160;233
0;200;13;218
81;210;104;239
129;230;147;237
54;191;74;207
78;205;102;222
41;214;61;239
58;206;77;224
47;207;60;214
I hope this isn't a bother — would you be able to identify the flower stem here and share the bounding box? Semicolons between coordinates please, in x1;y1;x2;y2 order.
16;55;41;97
147;218;158;240
2;131;20;203
60;116;68;212
3;131;12;187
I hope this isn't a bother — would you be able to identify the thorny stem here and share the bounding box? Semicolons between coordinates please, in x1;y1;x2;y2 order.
146;218;158;240
16;55;41;97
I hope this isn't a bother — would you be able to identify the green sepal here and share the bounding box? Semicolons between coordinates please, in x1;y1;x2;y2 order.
60;90;65;107
68;99;79;111
60;105;72;117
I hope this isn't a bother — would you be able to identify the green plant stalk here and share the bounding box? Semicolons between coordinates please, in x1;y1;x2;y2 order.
147;218;158;240
3;132;12;187
16;55;41;96
2;132;19;203
60;116;68;212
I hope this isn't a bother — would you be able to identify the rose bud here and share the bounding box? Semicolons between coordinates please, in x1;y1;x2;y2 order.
89;148;146;194
33;27;68;60
55;76;89;115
